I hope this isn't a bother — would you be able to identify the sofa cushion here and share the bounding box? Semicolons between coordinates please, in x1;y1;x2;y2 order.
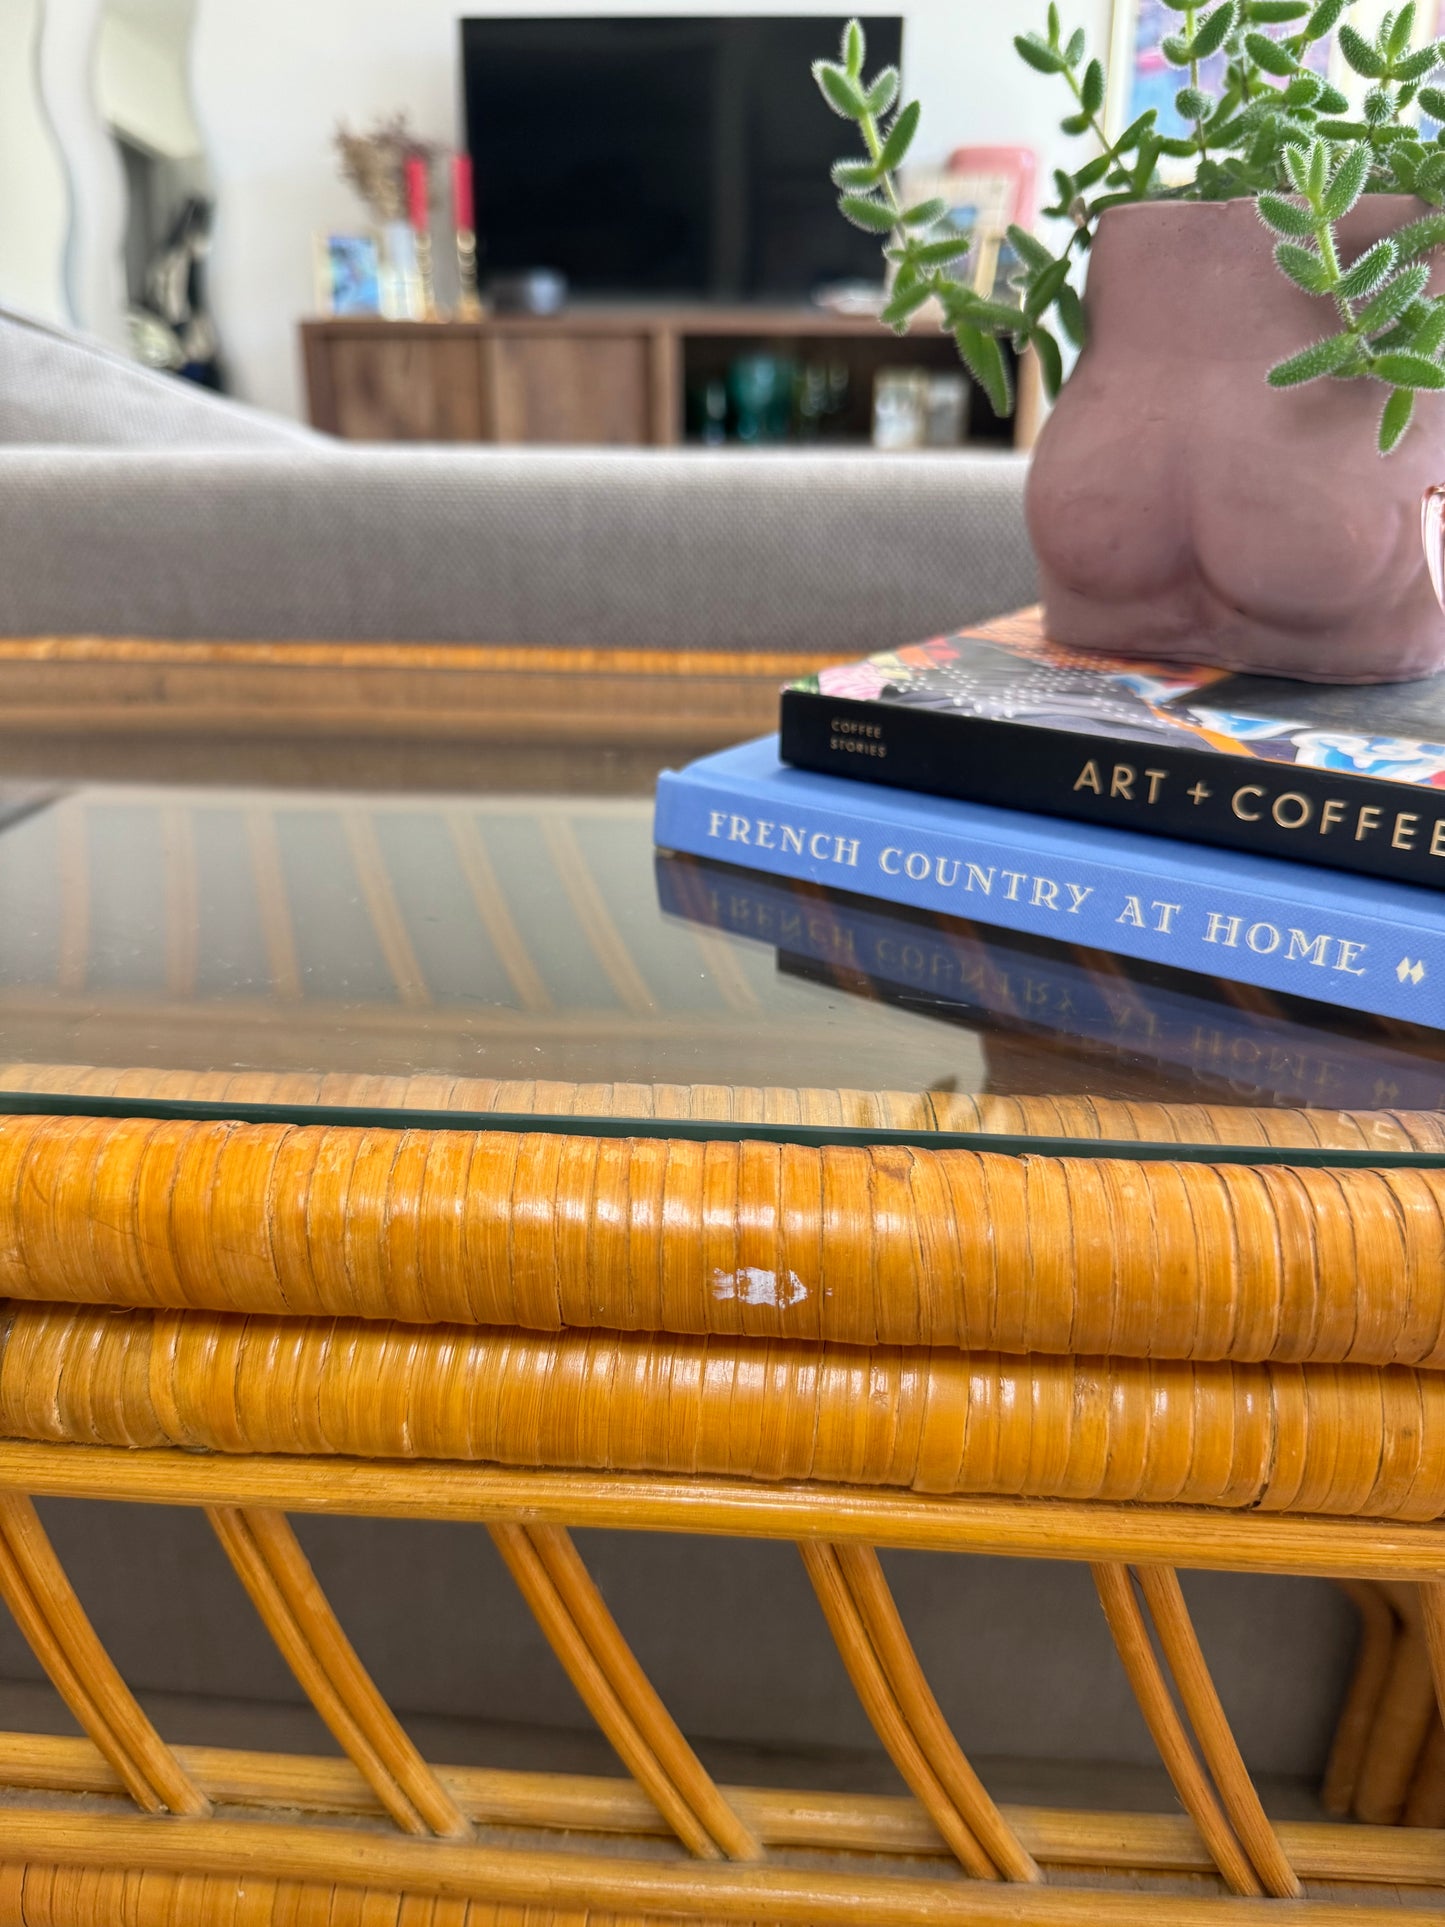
0;305;315;448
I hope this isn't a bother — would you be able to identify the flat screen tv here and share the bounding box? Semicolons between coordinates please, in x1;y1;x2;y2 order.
460;16;904;300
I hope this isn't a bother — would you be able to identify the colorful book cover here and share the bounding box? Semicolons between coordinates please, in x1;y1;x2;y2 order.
655;853;1445;1115
779;607;1445;891
653;736;1445;1028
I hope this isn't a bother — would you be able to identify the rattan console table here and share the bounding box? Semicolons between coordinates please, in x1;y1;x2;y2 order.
0;724;1443;1922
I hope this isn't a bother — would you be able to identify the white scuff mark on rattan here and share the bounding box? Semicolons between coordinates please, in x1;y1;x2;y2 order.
710;1265;808;1308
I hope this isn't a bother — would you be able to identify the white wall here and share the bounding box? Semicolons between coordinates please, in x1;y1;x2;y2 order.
97;1;203;159
0;0;72;323
194;0;1112;420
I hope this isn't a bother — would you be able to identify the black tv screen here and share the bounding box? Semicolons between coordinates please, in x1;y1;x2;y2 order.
460;16;904;300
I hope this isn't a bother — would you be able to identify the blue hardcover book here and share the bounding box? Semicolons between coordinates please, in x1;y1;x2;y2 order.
653;737;1445;1027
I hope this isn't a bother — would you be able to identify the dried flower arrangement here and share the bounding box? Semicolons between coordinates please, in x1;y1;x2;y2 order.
334;114;439;225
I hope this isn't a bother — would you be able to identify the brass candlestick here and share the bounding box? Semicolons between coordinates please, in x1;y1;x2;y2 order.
455;227;482;317
414;226;439;319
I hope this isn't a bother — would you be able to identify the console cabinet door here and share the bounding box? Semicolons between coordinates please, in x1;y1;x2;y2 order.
486;331;661;444
316;335;488;442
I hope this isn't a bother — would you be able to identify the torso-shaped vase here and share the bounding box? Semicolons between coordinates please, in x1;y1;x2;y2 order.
1026;196;1445;682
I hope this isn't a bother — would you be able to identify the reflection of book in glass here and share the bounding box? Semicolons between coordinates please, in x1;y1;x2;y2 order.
655;832;1445;1117
655;851;1445;1115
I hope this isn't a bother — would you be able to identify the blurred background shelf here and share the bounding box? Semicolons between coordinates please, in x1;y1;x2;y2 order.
300;308;1041;451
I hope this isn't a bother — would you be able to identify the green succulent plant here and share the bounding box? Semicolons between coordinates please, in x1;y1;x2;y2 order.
814;2;1445;452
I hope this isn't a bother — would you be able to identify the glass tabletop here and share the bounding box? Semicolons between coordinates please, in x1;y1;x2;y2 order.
0;766;1442;1164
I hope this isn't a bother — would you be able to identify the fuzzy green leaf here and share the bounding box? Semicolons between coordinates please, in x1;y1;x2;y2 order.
863;66;900;115
1252;0;1310;19
1419;151;1445;192
954;321;1013;418
1322;143;1373;220
1393;210;1445;257
813;61;867;118
1274;241;1334;292
838;192;896;232
912;235;972;266
1373;298;1432;349
1410;299;1445;355
1303;0;1350;36
1161;32;1192;65
1081;57;1106;114
1033;325;1065;401
1390;141;1426;190
1313;118;1372;137
1420;84;1445;118
880;282;933;329
831;158;881;189
1175;85;1213;120
1316;83;1350;113
1057;281;1087;349
1060;110;1093;135
1379;385;1416;453
1267;332;1361;384
1047;1;1061;39
1024;256;1072;318
1356;262;1432;332
951;293;1033;330
1390;4;1419;58
1245;30;1300;75
1338;23;1388;77
1364;86;1396;125
1065;27;1087;64
1307;138;1328;200
1193;2;1238;59
1283;73;1324;109
1395;43;1443;82
1371;349;1445;386
877;98;921;171
1113;109;1159;153
1006;223;1053;272
1072;153;1113;190
843;18;865;78
1337;237;1399;299
1132;136;1164;188
901;197;947;227
1256;190;1316;235
1284;143;1312;194
1014;32;1066;73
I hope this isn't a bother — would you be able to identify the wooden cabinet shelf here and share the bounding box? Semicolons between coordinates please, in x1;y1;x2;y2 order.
300;308;1040;451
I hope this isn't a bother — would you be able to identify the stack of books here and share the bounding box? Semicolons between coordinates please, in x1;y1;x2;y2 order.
652;608;1445;1026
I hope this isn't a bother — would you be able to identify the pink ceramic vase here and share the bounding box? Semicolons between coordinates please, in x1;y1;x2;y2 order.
1026;195;1445;683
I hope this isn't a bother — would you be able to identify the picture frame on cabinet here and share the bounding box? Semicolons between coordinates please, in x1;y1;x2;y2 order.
316;232;382;316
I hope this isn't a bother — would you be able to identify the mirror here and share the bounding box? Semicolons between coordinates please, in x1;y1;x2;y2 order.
95;0;221;385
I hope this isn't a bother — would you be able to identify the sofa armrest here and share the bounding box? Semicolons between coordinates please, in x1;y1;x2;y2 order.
0;447;1034;652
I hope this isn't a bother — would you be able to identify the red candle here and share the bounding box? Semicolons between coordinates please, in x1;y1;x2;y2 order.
405;154;429;231
452;152;474;234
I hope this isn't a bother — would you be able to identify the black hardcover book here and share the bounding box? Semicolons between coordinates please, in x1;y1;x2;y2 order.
779;608;1445;892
